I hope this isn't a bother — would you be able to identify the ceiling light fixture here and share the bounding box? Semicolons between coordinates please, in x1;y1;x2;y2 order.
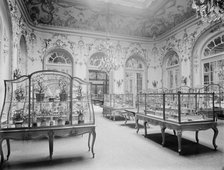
98;3;119;75
192;0;224;23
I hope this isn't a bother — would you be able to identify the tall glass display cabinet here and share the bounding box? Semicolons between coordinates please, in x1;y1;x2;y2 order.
0;70;96;163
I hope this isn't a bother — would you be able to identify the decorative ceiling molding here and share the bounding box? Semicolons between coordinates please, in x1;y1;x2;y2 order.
16;0;154;44
96;0;156;9
14;0;198;43
16;0;196;41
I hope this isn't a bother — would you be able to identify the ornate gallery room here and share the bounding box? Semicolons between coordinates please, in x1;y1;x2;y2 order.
0;0;224;169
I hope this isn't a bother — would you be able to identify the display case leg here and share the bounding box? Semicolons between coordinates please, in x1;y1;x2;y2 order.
173;130;176;136
144;121;147;137
177;130;182;154
136;118;139;133
48;131;54;160
6;139;10;160
212;126;218;150
195;131;199;143
91;128;96;158
124;114;128;124
161;126;166;146
0;139;4;164
88;132;91;151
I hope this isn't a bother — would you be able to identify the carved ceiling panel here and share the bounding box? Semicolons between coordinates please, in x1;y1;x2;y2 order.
20;0;195;38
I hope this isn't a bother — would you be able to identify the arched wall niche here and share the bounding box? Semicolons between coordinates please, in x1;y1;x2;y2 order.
191;23;224;87
18;34;28;75
43;48;74;76
124;54;147;95
162;50;180;89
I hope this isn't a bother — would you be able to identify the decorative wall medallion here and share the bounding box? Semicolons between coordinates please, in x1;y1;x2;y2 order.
117;79;123;88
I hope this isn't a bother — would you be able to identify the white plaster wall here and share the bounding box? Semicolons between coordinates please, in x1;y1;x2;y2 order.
0;0;13;112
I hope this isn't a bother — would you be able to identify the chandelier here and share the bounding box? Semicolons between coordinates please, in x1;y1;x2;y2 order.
192;0;224;23
98;38;120;75
98;3;120;75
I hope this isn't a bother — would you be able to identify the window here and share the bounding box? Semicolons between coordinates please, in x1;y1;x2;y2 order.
202;35;224;87
203;36;224;57
45;49;73;75
203;59;224;86
165;51;180;89
125;56;145;95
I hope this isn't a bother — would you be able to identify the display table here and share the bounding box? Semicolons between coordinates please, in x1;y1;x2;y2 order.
0;125;96;163
135;113;218;154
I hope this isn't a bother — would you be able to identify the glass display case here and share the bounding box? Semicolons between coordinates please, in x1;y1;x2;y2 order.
111;94;134;108
0;70;96;163
136;92;218;154
137;92;216;123
103;94;111;107
102;93;134;108
91;93;104;105
199;84;224;118
102;93;134;120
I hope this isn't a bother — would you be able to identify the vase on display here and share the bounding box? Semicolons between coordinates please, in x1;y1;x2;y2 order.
78;111;84;124
14;120;23;128
57;118;63;125
40;119;47;126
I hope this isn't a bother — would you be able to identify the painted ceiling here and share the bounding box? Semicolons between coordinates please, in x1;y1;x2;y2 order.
19;0;196;38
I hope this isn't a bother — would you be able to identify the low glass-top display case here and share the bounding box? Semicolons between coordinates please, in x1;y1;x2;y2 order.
136;92;218;154
0;70;96;163
137;92;216;123
102;93;134;120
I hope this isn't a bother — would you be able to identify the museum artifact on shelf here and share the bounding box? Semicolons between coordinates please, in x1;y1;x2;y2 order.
135;91;218;154
0;70;96;164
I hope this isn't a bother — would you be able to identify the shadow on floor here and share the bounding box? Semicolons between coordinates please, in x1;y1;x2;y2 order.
144;133;218;156
1;156;87;170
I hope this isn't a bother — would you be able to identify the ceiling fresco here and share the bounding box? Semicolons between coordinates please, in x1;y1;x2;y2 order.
20;0;195;38
95;0;156;9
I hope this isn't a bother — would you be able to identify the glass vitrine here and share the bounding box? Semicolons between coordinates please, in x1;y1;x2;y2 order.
0;70;94;129
137;93;145;114
103;94;111;107
109;93;134;109
137;92;216;124
199;84;224;118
